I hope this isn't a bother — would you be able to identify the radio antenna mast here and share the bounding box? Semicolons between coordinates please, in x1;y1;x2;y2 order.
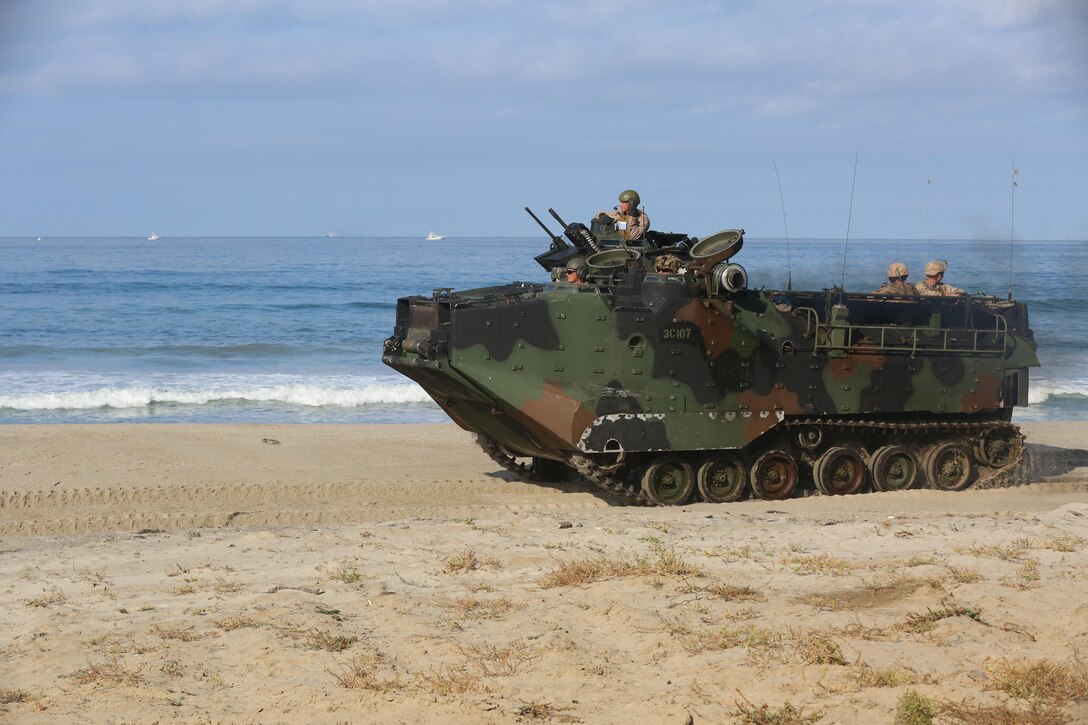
838;150;860;303
773;161;792;290
1008;161;1019;301
924;175;931;270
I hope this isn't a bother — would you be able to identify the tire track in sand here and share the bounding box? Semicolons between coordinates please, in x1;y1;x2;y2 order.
0;479;613;536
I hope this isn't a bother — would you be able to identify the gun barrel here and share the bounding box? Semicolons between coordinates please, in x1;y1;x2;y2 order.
525;207;568;249
547;208;569;228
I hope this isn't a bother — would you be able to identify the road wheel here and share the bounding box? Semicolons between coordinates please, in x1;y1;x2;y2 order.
924;443;975;491
973;429;1022;468
749;450;798;500
813;446;867;495
870;445;919;492
641;457;695;506
696;453;748;503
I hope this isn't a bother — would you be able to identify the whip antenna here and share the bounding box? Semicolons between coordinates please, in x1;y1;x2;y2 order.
773;161;792;290
1008;161;1019;301
838;150;860;302
924;175;931;271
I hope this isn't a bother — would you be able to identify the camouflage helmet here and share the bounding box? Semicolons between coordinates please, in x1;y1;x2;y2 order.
924;260;947;276
886;262;908;279
655;253;681;273
618;189;641;206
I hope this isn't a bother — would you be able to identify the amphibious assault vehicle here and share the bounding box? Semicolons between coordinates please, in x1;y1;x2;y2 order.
382;210;1040;505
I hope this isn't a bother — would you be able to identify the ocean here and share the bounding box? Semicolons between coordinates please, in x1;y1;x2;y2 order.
1;234;1085;424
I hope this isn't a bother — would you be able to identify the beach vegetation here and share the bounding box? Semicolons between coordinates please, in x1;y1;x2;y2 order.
937;699;1069;724
303;630;357;652
329;566;363;583
444;549;500;573
440;595;522;620
894;690;938;724
329;652;402;691
538;547;702;588
66;655;144;686
1001;559;1041;589
780;553;856;576
902;604;982;634
730;693;822;724
417;665;482;694
707;582;766;602
459;641;534;676
792;632;848;665
151;625;217;642
965;543;1027;561
24;589;66;607
945;566;983;583
0;689;34;704
985;657;1088;703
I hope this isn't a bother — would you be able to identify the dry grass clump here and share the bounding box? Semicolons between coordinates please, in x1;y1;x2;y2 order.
946;566;983;583
1034;534;1085;552
67;655;145;686
986;658;1088;704
151;625;217;642
671;622;779;655
515;701;577;722
852;665;929;688
903;555;941;567
0;689;33;704
780;553;856;576
707;583;766;602
329;566;364;583
938;699;1070;724
417;666;483;695
444;549;501;574
214;616;265;632
837;622;901;642
303;630;358;652
538;549;702;588
440;595;523;620
792;632;848;666
731;693;823;724
902;604;982;634
329;652;402;691
1002;560;1041;589
966;542;1028;561
24;589;66;607
459;641;534;677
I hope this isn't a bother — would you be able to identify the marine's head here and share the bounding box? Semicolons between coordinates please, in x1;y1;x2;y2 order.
924;260;947;278
618;189;641;214
565;255;588;282
886;261;909;280
655;253;681;273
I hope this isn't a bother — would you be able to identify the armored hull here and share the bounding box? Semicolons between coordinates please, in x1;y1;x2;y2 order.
383;225;1039;505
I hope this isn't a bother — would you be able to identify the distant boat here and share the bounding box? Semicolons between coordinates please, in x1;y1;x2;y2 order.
147;232;160;241
323;231;337;238
425;232;446;241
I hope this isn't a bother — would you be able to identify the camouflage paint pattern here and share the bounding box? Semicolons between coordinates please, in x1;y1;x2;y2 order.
383;242;1039;461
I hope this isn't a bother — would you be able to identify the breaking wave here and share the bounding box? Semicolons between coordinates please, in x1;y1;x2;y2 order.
0;377;431;412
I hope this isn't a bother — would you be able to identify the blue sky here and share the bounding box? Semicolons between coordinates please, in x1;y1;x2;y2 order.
1;0;1085;239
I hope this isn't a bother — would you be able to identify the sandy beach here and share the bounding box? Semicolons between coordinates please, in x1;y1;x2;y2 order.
2;422;1087;723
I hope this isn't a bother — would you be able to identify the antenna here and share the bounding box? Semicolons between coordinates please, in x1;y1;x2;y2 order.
838;150;860;302
1008;161;1019;300
924;175;931;270
773;161;793;290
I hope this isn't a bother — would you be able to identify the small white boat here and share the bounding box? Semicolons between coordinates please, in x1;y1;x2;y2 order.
147;232;160;241
425;232;446;241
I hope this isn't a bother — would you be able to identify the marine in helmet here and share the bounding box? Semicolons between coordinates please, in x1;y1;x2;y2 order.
595;189;650;241
915;260;965;296
872;262;918;295
654;253;682;274
563;255;589;283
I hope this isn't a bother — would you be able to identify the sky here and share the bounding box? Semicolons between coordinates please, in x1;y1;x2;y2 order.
0;0;1085;239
